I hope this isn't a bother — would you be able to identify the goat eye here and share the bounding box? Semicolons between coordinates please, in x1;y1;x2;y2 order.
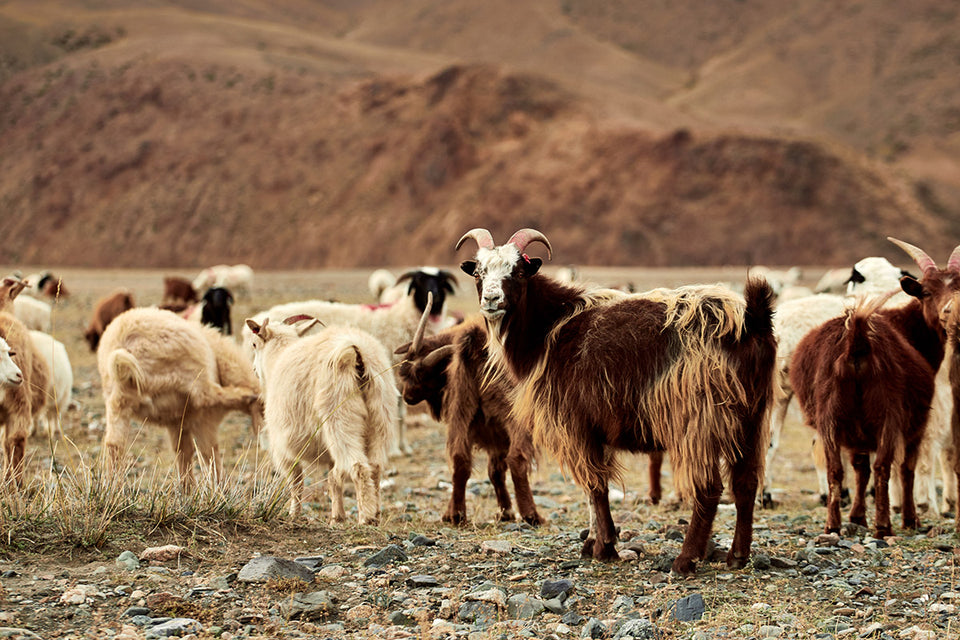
8;351;15;358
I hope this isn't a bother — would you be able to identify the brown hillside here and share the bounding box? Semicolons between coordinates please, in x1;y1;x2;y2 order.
0;0;957;268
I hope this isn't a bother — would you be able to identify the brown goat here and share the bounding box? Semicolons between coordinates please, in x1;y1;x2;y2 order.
36;273;69;300
396;309;543;526
84;289;136;352
162;276;199;306
457;228;777;575
943;294;960;533
791;238;960;537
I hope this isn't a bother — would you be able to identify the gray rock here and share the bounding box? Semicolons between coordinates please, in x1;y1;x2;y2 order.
541;578;575;601
123;607;151;618
144;618;203;638
116;551;140;571
759;625;783;638
457;601;499;626
562;611;585;626
294;556;324;570
671;593;705;621
0;629;41;639
752;553;772;571
612;595;635;613
410;534;437;547
507;594;545;620
237;556;316;583
389;610;418;626
363;544;408;568
544;597;566;614
129;616;153;627
281;591;336;621
770;557;798;569
613;618;657;639
581;618;607;639
406;575;440;588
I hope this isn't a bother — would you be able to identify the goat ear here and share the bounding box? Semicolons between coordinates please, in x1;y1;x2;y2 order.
395;341;412;356
900;275;925;299
296;318;321;337
523;257;543;276
245;318;262;335
460;260;477;276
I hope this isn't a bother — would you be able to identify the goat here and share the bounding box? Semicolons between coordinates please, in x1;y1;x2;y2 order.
457;228;777;575
194;264;253;297
98;307;262;484
162;276;199;307
200;286;234;336
0;312;50;485
944;296;960;531
246;316;397;524
28;330;73;439
790;238;960;537
84;289;136;351
395;301;543;526
242;269;457;457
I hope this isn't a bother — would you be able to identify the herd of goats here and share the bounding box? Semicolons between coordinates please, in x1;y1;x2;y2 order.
1;228;959;576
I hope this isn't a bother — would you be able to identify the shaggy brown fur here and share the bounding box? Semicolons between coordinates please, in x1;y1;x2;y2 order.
0;312;50;485
396;316;543;526
791;241;960;537
162;276;198;306
459;228;777;576
84;289;136;351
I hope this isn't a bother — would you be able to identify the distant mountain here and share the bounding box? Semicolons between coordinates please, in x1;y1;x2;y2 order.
1;0;957;268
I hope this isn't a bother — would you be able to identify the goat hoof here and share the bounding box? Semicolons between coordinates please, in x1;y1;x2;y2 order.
442;512;467;526
671;557;697;576
725;551;748;570
850;515;867;527
760;492;776;509
585;540;619;562
522;512;544;527
496;510;515;523
891;506;902;514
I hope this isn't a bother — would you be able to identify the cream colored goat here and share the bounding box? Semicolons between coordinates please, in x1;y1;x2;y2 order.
98;307;261;484
28;330;73;439
246;317;397;525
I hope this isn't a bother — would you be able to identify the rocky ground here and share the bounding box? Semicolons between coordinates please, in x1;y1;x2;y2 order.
0;267;958;640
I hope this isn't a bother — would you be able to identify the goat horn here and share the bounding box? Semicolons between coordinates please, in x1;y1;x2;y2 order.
507;228;553;260
422;344;456;370
456;228;495;252
409;292;433;356
947;244;960;274
296;318;321;337
283;314;321;326
888;237;937;275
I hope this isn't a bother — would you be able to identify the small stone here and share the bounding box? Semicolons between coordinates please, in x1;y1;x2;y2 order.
145;618;203;639
123;607;151;618
541;579;575;601
466;588;507;607
281;591;336;621
139;545;186;563
410;535;437;547
0;629;40;640
671;593;705;622
759;625;783;638
406;575;440;588
506;594;545;620
481;540;513;555
752;553;772;571
544;597;566;614
60;584;99;605
389;610;418;626
814;533;840;547
237;556;315;583
458;601;499;625
363;544;408;568
345;604;375;622
859;622;883;636
618;549;638;561
769;557;798;569
316;565;348;580
294;556;324;570
580;618;607;639
116;551;140;571
613;618;657;639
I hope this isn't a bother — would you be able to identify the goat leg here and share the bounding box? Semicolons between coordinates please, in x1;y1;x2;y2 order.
822;438;845;533
673;472;722;576
727;453;760;569
647;451;663;505
506;444;543;526
487;450;515;522
443;450;471;525
848;451;871;527
898;440;921;531
581;487;618;561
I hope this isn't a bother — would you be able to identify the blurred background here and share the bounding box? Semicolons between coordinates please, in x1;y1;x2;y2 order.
2;0;959;268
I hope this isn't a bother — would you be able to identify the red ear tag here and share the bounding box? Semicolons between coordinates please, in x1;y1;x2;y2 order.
522;253;531;263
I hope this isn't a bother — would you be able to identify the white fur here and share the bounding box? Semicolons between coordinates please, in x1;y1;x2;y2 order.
0;336;23;400
27;330;72;439
12;296;52;332
250;320;397;524
193;264;253;296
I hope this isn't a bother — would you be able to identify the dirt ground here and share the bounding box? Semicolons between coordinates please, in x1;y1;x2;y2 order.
0;265;957;639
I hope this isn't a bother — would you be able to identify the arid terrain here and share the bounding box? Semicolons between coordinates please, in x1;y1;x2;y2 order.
0;267;957;640
1;1;960;268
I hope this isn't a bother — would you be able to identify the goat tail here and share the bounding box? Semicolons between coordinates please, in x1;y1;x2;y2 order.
106;348;145;395
333;339;398;461
838;291;898;373
743;277;776;339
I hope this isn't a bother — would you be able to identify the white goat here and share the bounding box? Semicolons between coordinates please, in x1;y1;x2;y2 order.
28;330;73;439
246;317;397;524
12;296;52;332
98;308;262;484
193;264;253;297
243;273;454;457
